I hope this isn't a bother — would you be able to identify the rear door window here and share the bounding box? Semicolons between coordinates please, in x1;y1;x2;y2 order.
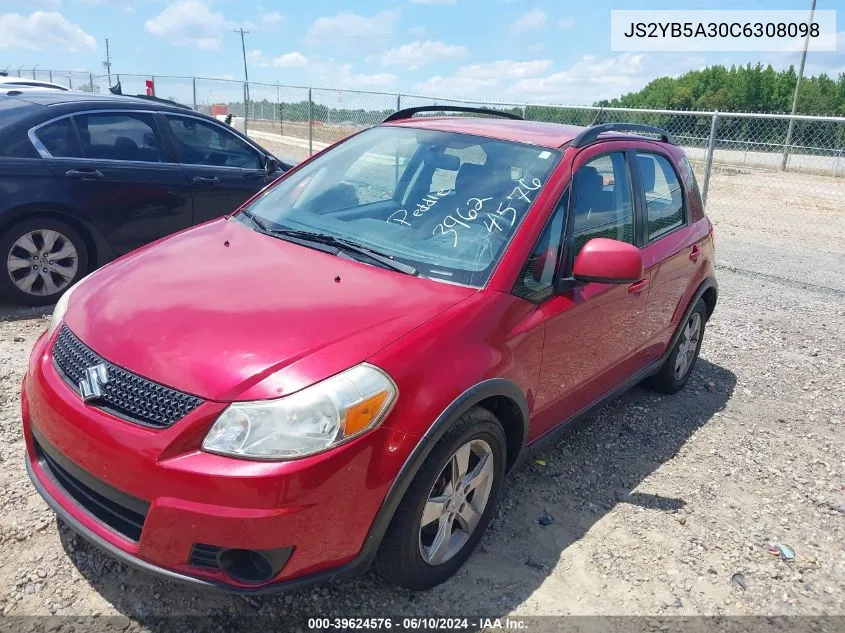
636;152;686;240
74;112;165;163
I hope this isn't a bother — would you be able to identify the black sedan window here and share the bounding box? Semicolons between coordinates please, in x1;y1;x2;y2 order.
74;112;165;163
33;118;83;158
165;115;261;169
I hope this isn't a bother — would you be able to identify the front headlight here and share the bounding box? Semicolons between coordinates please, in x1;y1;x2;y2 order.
47;275;89;336
202;364;397;460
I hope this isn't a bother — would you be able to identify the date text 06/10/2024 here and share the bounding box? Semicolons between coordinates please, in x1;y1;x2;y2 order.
307;617;529;630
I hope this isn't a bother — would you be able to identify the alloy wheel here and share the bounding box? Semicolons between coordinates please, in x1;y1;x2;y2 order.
6;229;79;297
418;439;495;566
674;311;702;379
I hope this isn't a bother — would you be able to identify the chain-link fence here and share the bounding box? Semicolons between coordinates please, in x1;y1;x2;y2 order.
6;69;845;257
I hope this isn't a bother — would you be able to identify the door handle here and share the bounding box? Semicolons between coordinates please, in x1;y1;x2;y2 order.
628;279;649;295
689;245;701;262
65;168;104;180
192;176;220;185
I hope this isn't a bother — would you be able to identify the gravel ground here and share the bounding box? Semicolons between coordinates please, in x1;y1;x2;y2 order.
0;184;843;626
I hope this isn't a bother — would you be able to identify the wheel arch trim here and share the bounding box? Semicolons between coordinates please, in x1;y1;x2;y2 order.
669;276;718;354
359;378;528;564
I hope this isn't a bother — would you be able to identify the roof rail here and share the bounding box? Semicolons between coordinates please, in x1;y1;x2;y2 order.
383;105;522;123
571;122;678;148
129;94;194;110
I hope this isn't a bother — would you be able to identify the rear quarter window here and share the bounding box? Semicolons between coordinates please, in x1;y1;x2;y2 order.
32;118;83;158
679;155;705;220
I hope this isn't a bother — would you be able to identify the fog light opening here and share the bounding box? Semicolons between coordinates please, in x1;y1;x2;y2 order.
217;548;275;584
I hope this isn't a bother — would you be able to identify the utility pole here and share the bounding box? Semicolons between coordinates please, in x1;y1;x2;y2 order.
234;28;250;134
781;0;816;171
103;37;113;85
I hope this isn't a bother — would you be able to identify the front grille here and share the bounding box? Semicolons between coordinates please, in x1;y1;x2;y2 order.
189;543;223;569
52;325;204;429
34;437;148;542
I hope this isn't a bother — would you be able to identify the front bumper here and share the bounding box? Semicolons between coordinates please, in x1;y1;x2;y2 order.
25;456;366;594
23;329;415;591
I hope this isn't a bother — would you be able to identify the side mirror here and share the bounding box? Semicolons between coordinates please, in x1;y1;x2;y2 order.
265;156;279;173
572;238;643;284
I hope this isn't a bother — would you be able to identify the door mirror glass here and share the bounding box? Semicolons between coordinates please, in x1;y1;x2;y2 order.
265;156;279;173
572;237;643;284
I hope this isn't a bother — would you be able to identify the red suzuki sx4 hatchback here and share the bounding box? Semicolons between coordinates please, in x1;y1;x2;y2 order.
22;108;717;592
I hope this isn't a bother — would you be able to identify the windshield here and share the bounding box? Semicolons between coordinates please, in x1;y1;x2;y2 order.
238;125;561;286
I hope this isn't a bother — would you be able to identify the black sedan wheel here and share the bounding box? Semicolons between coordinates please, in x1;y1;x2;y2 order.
1;218;88;306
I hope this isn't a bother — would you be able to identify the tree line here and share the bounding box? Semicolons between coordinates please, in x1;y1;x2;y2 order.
215;63;845;152
595;63;845;116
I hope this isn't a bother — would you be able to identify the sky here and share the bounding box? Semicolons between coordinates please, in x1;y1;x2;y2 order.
0;0;843;106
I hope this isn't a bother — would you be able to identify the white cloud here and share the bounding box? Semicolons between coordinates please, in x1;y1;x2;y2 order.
410;58;551;97
307;11;398;42
303;58;397;88
412;75;498;97
510;9;546;36
410;0;456;4
262;11;284;26
144;0;233;50
558;17;574;30
272;52;309;68
455;59;552;79
508;53;647;103
381;40;467;70
341;66;397;87
246;49;268;67
0;11;96;51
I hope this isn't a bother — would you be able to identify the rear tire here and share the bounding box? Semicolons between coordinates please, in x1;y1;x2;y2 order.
375;407;506;590
644;299;707;394
0;217;88;306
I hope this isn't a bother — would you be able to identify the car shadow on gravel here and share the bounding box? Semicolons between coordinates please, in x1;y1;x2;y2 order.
54;358;735;621
0;298;52;323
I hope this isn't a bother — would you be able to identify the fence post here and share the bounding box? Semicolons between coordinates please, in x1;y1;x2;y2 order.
67;74;72;89
308;88;313;157
49;70;53;82
192;77;197;111
396;93;401;112
89;73;93;92
701;111;719;208
32;68;37;79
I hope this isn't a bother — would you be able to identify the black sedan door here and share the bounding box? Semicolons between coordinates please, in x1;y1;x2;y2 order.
36;111;193;255
160;113;275;222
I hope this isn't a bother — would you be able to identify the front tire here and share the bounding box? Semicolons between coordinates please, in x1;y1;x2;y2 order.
375;407;506;590
0;217;88;306
645;298;707;394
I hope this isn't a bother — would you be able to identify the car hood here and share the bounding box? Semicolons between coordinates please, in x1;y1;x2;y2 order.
64;219;475;401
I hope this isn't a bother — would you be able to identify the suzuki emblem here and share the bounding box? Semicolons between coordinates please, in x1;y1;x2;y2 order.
79;363;109;402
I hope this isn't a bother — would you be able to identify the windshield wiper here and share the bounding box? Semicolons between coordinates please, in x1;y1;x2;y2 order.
270;229;418;276
239;209;270;232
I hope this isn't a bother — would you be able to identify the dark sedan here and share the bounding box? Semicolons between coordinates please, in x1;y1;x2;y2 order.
0;90;292;305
